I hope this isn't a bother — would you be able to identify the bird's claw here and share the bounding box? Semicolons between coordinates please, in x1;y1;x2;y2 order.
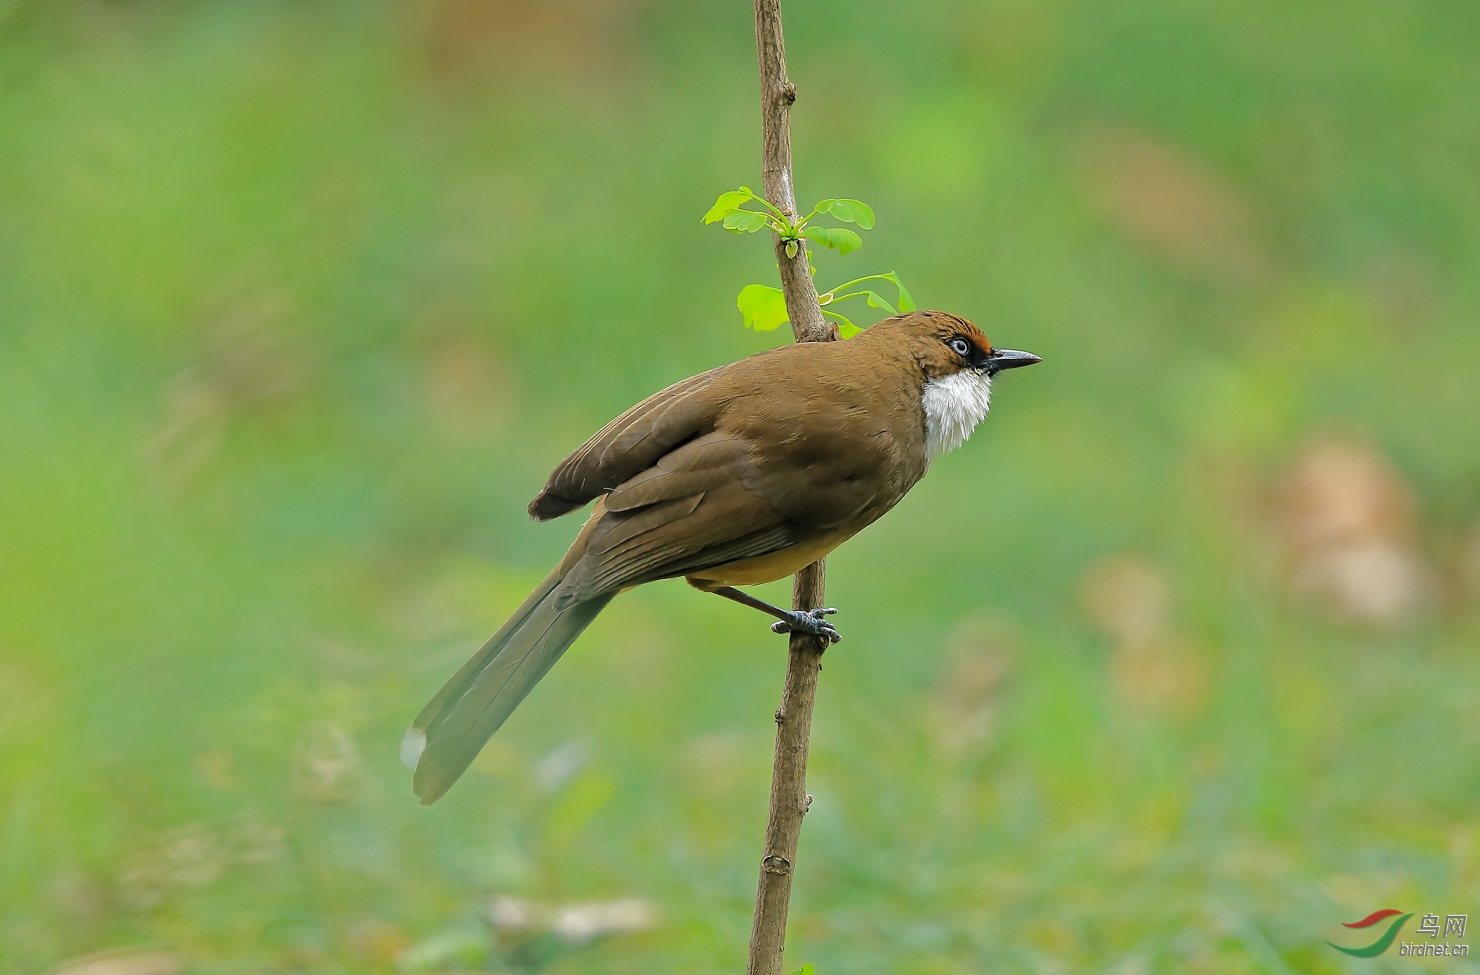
771;608;841;644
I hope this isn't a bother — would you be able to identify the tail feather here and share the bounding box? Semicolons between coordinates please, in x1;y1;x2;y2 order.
404;570;612;804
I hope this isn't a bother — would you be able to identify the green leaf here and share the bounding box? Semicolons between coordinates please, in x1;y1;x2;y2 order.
827;198;876;229
722;209;770;233
702;189;753;224
823;308;860;338
885;271;917;312
862;290;898;315
792;966;816;975
784;240;799;259
737;284;789;332
801;225;863;255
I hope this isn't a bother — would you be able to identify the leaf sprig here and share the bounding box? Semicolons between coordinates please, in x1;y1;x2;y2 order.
703;186;874;257
703;187;916;338
737;272;915;338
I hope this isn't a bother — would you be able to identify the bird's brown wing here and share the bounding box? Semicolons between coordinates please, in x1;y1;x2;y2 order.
528;369;724;520
553;430;796;604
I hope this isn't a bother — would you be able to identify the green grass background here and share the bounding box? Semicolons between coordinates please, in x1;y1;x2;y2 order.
2;1;1479;972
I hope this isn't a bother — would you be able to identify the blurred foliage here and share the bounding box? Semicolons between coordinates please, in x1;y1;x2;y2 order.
2;1;1479;973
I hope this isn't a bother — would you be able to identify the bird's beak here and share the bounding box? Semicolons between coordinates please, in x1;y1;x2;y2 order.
985;348;1042;375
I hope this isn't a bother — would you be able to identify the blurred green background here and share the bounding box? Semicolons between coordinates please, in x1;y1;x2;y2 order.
3;1;1479;973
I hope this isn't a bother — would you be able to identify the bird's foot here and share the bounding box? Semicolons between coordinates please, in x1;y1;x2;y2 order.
770;608;841;644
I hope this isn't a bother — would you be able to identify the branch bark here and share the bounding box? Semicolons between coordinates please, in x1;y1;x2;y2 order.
747;4;833;974
754;0;831;345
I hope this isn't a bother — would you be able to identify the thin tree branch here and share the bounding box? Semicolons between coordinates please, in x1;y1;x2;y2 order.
753;0;831;344
747;3;833;973
747;561;828;975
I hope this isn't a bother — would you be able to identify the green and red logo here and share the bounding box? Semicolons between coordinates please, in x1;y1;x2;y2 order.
1329;909;1471;958
1328;909;1412;957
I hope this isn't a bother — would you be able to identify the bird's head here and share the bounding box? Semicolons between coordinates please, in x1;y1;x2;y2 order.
860;310;1040;458
862;309;1041;380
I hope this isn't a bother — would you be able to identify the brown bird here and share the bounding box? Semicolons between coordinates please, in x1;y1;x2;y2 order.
402;310;1039;803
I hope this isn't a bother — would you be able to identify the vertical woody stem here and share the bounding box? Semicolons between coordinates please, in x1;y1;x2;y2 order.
753;0;831;345
748;3;833;974
746;561;828;975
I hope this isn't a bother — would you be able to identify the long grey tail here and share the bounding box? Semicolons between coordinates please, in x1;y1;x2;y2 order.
402;570;613;804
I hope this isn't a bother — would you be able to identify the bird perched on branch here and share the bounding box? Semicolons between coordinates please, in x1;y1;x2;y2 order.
402;310;1039;803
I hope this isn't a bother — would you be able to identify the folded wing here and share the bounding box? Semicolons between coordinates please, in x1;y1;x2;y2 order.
528;370;721;520
553;429;795;603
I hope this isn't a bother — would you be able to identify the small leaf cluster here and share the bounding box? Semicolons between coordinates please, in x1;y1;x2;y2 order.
703;186;873;257
703;187;916;338
737;271;914;338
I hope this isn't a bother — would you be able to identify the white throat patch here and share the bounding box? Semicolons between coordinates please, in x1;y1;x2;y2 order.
922;370;992;459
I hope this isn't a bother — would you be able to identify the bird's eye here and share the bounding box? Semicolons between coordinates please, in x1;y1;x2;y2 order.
948;337;972;357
